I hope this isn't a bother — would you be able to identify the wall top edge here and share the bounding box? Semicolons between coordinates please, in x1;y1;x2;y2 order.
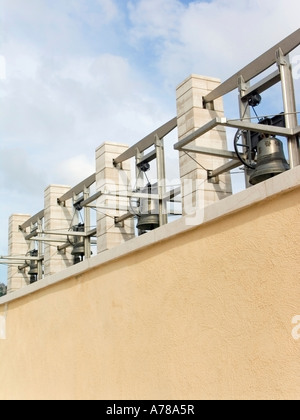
1;165;300;306
176;74;222;89
95;142;130;152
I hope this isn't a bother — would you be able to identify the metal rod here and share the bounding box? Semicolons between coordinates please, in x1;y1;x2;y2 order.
276;49;300;168
31;230;91;237
30;237;69;243
238;75;252;187
83;185;91;259
155;135;168;226
0;255;43;261
115;212;134;224
181;145;239;160
81;191;102;207
174;118;223;150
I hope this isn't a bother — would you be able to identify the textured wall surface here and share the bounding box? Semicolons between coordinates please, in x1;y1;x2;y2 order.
0;179;299;400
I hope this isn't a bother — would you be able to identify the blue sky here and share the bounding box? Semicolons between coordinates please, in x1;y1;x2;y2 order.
0;0;300;284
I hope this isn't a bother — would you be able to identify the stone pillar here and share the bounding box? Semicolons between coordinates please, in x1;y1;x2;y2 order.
176;74;232;215
96;142;135;253
44;185;73;276
7;214;31;293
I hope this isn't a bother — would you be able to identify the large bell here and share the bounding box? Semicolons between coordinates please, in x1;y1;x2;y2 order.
249;137;289;185
136;183;160;232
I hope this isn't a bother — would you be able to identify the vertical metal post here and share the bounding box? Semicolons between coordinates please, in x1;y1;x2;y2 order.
83;185;91;259
37;218;43;280
135;148;144;236
238;75;252;188
276;48;300;168
155;135;168;226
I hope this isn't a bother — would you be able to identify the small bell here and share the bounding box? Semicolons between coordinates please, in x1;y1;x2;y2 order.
136;183;159;232
28;249;38;284
71;223;85;264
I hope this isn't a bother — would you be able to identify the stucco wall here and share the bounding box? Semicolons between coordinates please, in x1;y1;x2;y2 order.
0;169;300;400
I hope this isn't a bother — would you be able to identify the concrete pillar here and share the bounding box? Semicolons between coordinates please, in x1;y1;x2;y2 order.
95;142;135;253
44;185;73;276
176;74;232;215
7;214;31;293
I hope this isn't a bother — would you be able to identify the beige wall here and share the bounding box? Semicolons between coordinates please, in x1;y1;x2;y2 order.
0;169;300;400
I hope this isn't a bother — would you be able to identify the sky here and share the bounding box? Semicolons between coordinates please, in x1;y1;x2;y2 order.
0;0;300;284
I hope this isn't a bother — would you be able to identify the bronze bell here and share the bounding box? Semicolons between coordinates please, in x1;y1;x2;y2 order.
137;214;160;231
71;223;85;264
136;183;160;232
28;250;38;284
249;137;290;185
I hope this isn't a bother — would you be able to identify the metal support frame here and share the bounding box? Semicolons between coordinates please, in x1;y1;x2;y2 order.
203;28;300;104
155;134;168;227
174;30;300;180
113;122;179;234
172;29;300;182
276;48;300;168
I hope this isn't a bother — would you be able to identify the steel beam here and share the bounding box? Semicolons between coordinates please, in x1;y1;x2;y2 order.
241;70;281;100
203;28;300;104
113;117;177;164
181;145;239;160
57;173;96;204
19;210;44;231
208;160;242;178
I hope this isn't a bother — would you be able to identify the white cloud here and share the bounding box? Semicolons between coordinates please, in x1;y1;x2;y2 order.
128;0;184;42
128;0;300;89
96;0;119;23
55;154;95;186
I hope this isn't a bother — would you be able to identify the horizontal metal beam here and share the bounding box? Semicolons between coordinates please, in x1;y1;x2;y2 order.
57;173;96;204
241;69;281;100
81;191;102;207
19;210;44;231
31;237;68;243
174;117;295;154
0;261;26;266
37;230;88;237
103;190;160;200
0;255;44;262
113;117;177;164
204;28;300;103
225;118;293;137
174;118;225;150
208;160;242;178
181;145;239;160
136;149;157;166
28;229;97;238
24;227;39;240
114;212;134;224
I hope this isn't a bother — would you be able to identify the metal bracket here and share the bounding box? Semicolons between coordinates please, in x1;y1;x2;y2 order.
207;171;220;184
